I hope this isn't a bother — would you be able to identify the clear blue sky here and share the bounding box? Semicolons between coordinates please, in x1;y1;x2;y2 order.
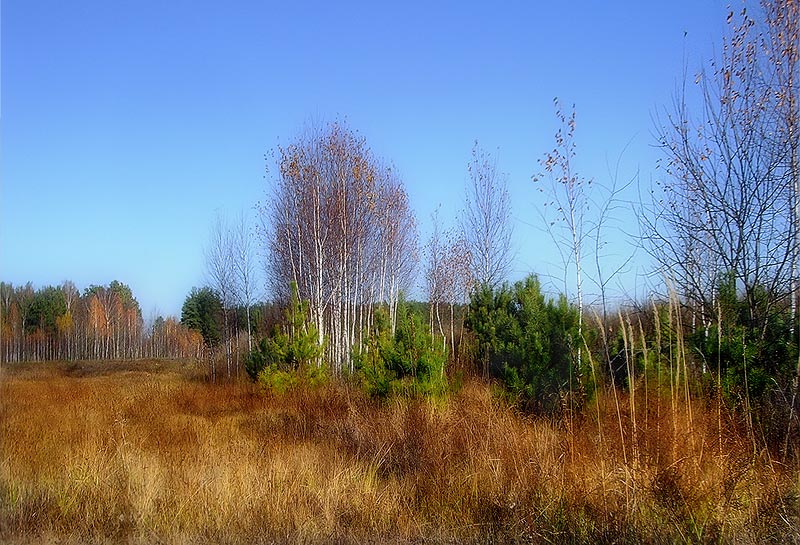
1;1;727;317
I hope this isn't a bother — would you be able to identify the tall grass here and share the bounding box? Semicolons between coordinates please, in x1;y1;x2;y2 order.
1;359;799;544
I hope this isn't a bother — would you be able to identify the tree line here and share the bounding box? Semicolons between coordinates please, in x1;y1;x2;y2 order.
0;281;204;362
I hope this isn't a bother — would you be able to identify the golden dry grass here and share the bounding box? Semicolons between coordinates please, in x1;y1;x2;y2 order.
1;359;798;544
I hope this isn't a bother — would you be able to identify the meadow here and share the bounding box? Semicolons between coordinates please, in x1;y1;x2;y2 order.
1;359;799;544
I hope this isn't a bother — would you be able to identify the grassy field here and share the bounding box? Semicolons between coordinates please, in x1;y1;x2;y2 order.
1;359;799;544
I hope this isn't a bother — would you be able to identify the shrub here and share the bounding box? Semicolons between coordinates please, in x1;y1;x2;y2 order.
245;283;325;387
355;302;448;399
257;364;297;394
465;275;581;413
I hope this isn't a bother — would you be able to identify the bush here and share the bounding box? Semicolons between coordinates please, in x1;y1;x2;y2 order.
245;282;325;389
686;274;797;447
465;275;581;413
689;276;794;402
257;364;297;394
255;361;330;394
355;302;448;399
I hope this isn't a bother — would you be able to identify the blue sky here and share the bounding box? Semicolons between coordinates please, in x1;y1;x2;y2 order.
2;1;727;317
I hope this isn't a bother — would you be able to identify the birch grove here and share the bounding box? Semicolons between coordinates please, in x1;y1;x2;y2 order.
261;121;418;374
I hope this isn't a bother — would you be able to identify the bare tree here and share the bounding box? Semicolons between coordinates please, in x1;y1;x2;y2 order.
206;213;236;379
424;209;473;359
760;0;800;457
536;101;589;365
0;283;12;365
232;210;258;354
461;142;514;289
443;230;472;357
642;5;800;457
375;169;419;336
644;5;793;338
425;209;448;347
763;0;800;335
60;281;79;360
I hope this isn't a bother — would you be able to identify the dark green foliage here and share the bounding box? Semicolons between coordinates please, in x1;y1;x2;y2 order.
109;280;142;319
689;276;797;446
465;275;580;413
84;280;142;319
232;302;275;338
181;287;223;347
690;275;795;406
245;283;325;389
26;286;67;334
355;301;447;398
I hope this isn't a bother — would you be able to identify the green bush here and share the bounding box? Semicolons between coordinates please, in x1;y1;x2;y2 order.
257;364;297;394
355;302;448;399
465;275;581;413
255;361;330;394
689;274;795;403
685;276;797;453
246;282;325;388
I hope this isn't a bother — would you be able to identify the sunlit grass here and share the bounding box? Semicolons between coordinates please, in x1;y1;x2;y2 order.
1;359;798;544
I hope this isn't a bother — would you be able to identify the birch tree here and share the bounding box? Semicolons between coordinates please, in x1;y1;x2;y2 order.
642;3;800;452
60;281;79;359
443;230;472;357
375;171;419;336
762;0;800;455
0;282;12;363
425;209;448;347
206;213;236;379
536;101;588;367
462;142;514;289
232;211;258;353
762;0;800;334
645;4;794;336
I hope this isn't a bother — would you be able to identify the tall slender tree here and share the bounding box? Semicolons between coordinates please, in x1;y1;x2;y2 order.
425;209;448;347
206;213;236;378
462;142;514;289
232;210;258;353
536;101;588;367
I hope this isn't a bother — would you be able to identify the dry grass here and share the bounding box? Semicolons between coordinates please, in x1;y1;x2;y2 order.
1;360;798;544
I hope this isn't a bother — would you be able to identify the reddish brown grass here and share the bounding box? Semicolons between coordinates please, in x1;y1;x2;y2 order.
1;360;798;544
